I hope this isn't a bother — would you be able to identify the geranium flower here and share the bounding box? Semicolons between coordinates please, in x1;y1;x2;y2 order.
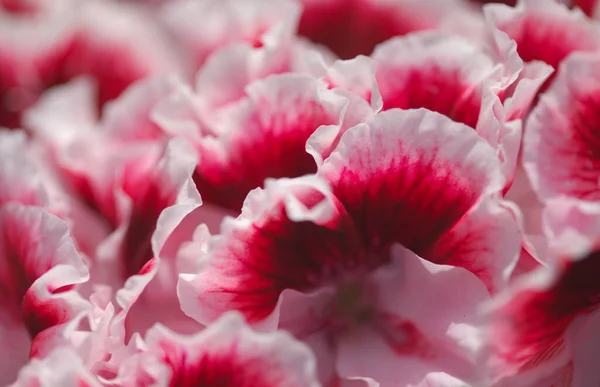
179;108;521;385
485;198;600;386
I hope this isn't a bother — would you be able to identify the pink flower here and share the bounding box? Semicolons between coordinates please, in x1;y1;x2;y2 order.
524;51;600;202
107;312;320;387
0;0;178;128
485;198;600;386
179;108;521;385
0;204;89;385
485;0;600;95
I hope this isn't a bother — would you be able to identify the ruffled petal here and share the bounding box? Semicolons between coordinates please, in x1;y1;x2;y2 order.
524;52;600;201
485;199;600;385
319;108;504;263
0;204;89;385
11;347;102;387
0;130;48;207
372;31;500;129
178;175;364;328
162;0;301;70
113;312;320;387
420;197;521;294
485;0;600;91
193;74;347;211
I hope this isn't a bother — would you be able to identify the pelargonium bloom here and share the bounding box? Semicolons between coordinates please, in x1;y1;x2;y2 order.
524;51;600;203
0;0;178;128
371;30;551;187
179;108;521;385
485;198;600;386
0;203;90;385
106;312;320;387
485;0;600;94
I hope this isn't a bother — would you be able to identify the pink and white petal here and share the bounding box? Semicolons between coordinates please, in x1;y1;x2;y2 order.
100;75;181;143
502;60;554;122
86;139;202;341
24;76;98;148
541;197;600;257
0;204;90;385
504;164;548;266
0;204;89;334
194;74;346;211
485;248;600;382
0;0;76;128
0;129;48;207
123;165;204;336
473;87;521;186
11;347;103;387
372;31;501;129
420;197;521;294
60;0;181;108
485;0;600;73
302;54;382;110
523;52;600;201
161;0;301;70
319;108;504;259
95;137;200;283
117;312;320;387
306;89;376;168
151;78;211;140
345;247;490;385
337;326;449;387
178;175;364;329
0;309;34;386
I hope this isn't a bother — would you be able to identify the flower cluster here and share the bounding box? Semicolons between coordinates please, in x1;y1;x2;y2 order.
1;0;600;385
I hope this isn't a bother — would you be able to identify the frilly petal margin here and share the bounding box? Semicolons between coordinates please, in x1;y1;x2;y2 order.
483;198;600;386
319;108;511;287
524;51;600;202
0;204;90;385
109;312;320;387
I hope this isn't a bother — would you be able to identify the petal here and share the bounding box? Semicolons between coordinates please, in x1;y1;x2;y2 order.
372;31;500;129
319;108;504;259
337;248;489;385
122;168;205;336
0;204;89;385
55;0;179;109
100;75;180;143
178;175;364;328
524;52;600;201
193;74;347;211
162;0;301;70
116;312;320;387
485;0;600;91
420;197;521;294
94;137;200;288
302;54;382;110
486;247;600;382
0;130;48;207
11;347;102;387
297;0;473;59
